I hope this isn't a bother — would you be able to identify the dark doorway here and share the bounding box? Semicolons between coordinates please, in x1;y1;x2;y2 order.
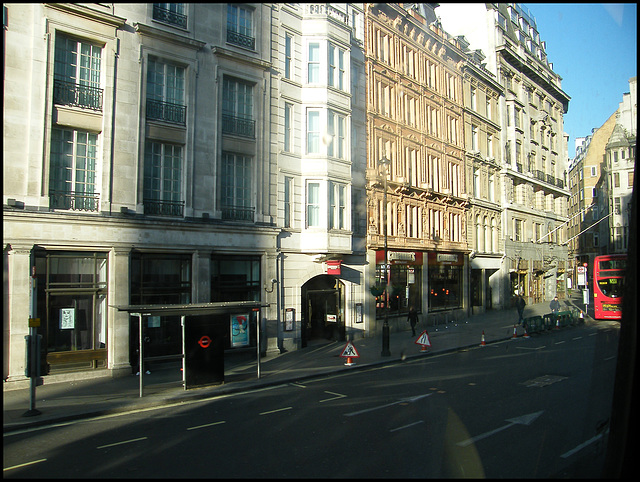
301;275;344;347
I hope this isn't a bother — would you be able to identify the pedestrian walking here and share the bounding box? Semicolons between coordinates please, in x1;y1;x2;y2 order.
407;306;419;336
515;293;526;325
550;295;561;325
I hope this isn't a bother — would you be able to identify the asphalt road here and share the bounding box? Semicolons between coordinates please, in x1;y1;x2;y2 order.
3;321;620;478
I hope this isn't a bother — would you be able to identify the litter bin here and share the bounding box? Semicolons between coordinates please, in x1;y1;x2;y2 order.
183;315;225;389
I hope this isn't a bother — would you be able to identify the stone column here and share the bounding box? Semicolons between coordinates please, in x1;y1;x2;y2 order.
193;250;212;303
109;246;132;376
4;244;32;383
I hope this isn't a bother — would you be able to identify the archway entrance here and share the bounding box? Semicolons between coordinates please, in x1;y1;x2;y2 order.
301;275;345;347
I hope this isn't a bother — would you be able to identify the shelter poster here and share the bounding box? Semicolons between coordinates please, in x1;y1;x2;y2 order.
231;314;249;347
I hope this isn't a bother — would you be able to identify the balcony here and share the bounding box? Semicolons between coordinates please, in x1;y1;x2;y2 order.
152;4;187;29
53;80;103;111
304;4;349;25
146;98;186;125
221;205;255;222
49;190;100;212
144;199;184;217
226;28;255;50
221;114;255;138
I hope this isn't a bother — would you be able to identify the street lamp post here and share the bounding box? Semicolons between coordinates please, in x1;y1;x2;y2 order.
379;156;391;356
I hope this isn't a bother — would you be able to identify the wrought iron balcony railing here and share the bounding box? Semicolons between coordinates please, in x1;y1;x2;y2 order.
144;199;185;217
221;114;255;138
53;79;103;111
146;98;187;125
221;205;255;222
49;190;100;212
152;4;187;29
226;28;255;50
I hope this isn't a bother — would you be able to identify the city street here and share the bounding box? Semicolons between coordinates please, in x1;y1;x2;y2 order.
4;321;619;478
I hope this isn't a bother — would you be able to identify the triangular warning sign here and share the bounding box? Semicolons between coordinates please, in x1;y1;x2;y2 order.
340;341;360;358
415;330;431;347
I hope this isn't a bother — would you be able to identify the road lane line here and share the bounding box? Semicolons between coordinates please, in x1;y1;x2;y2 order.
259;406;292;416
344;393;432;417
560;432;605;458
390;420;424;432
572;336;583;340
3;459;47;472
97;437;148;449
187;421;226;431
554;341;566;345
319;391;347;403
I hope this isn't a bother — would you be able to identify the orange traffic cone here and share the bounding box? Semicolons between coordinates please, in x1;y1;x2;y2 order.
555;316;560;330
344;356;355;366
512;325;518;339
523;325;530;338
480;330;486;346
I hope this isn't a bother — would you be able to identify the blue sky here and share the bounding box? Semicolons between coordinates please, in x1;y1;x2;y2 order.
522;3;637;158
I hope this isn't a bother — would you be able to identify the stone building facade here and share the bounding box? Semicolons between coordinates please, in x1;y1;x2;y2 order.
4;3;281;385
437;3;571;306
363;4;470;328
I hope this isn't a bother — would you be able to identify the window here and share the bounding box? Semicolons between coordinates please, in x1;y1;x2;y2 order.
307;109;320;154
328;111;346;159
222;77;254;138
489;174;495;202
284;102;293;152
329;182;346;230
35;251;108;363
514;218;523;241
486;98;491;120
487;134;493;158
146;57;186;125
227;4;254;49
470;86;477;111
306;182;320;227
471;125;478;151
130;252;191;359
49;128;99;211
613;172;620;188
473;167;481;197
143;140;184;216
152;3;187;29
53;34;103;110
308;43;320;84
221;152;253;221
328;44;345;90
591;166;597;177
284;33;293;79
211;255;261;304
284;176;293;228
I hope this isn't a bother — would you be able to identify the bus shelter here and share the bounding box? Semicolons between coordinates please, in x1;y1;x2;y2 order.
115;301;268;397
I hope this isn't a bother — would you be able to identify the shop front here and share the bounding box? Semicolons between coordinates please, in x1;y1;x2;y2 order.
428;252;464;312
374;250;424;318
32;249;108;374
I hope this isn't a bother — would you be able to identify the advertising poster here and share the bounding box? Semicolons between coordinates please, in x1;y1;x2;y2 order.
285;308;295;331
60;308;75;329
231;314;249;347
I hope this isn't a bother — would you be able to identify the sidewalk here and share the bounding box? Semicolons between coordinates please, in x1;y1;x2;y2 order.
3;295;591;433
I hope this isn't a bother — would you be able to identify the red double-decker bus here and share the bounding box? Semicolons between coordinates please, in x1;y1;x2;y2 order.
593;254;626;320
